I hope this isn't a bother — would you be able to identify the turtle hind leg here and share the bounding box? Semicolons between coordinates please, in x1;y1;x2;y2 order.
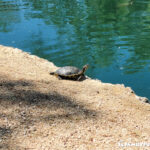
50;72;62;80
55;75;62;80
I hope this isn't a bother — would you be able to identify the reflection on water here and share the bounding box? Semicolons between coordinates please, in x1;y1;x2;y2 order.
0;0;150;100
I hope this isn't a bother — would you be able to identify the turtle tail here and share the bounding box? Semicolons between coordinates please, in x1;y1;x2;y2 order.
50;72;55;75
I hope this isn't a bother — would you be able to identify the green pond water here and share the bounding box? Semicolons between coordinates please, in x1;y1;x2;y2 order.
0;0;150;101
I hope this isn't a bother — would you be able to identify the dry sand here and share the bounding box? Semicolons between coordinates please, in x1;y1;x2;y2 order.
0;45;149;150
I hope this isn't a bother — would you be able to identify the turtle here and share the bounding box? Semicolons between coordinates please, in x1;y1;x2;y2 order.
50;64;89;80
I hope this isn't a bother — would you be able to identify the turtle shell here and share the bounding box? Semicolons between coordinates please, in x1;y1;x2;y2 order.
56;66;81;76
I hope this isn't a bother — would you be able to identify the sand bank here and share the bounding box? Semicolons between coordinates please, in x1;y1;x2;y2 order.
0;45;149;150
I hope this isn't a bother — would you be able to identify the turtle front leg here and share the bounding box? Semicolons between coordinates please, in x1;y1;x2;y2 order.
77;75;83;81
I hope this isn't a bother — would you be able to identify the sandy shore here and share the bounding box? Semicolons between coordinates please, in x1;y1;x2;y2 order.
0;45;149;150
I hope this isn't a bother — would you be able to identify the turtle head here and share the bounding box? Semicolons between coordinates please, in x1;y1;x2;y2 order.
82;64;89;73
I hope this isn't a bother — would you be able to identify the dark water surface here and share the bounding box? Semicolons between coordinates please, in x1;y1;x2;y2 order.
0;0;150;100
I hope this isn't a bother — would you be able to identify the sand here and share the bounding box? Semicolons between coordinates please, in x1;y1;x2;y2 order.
0;45;149;150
